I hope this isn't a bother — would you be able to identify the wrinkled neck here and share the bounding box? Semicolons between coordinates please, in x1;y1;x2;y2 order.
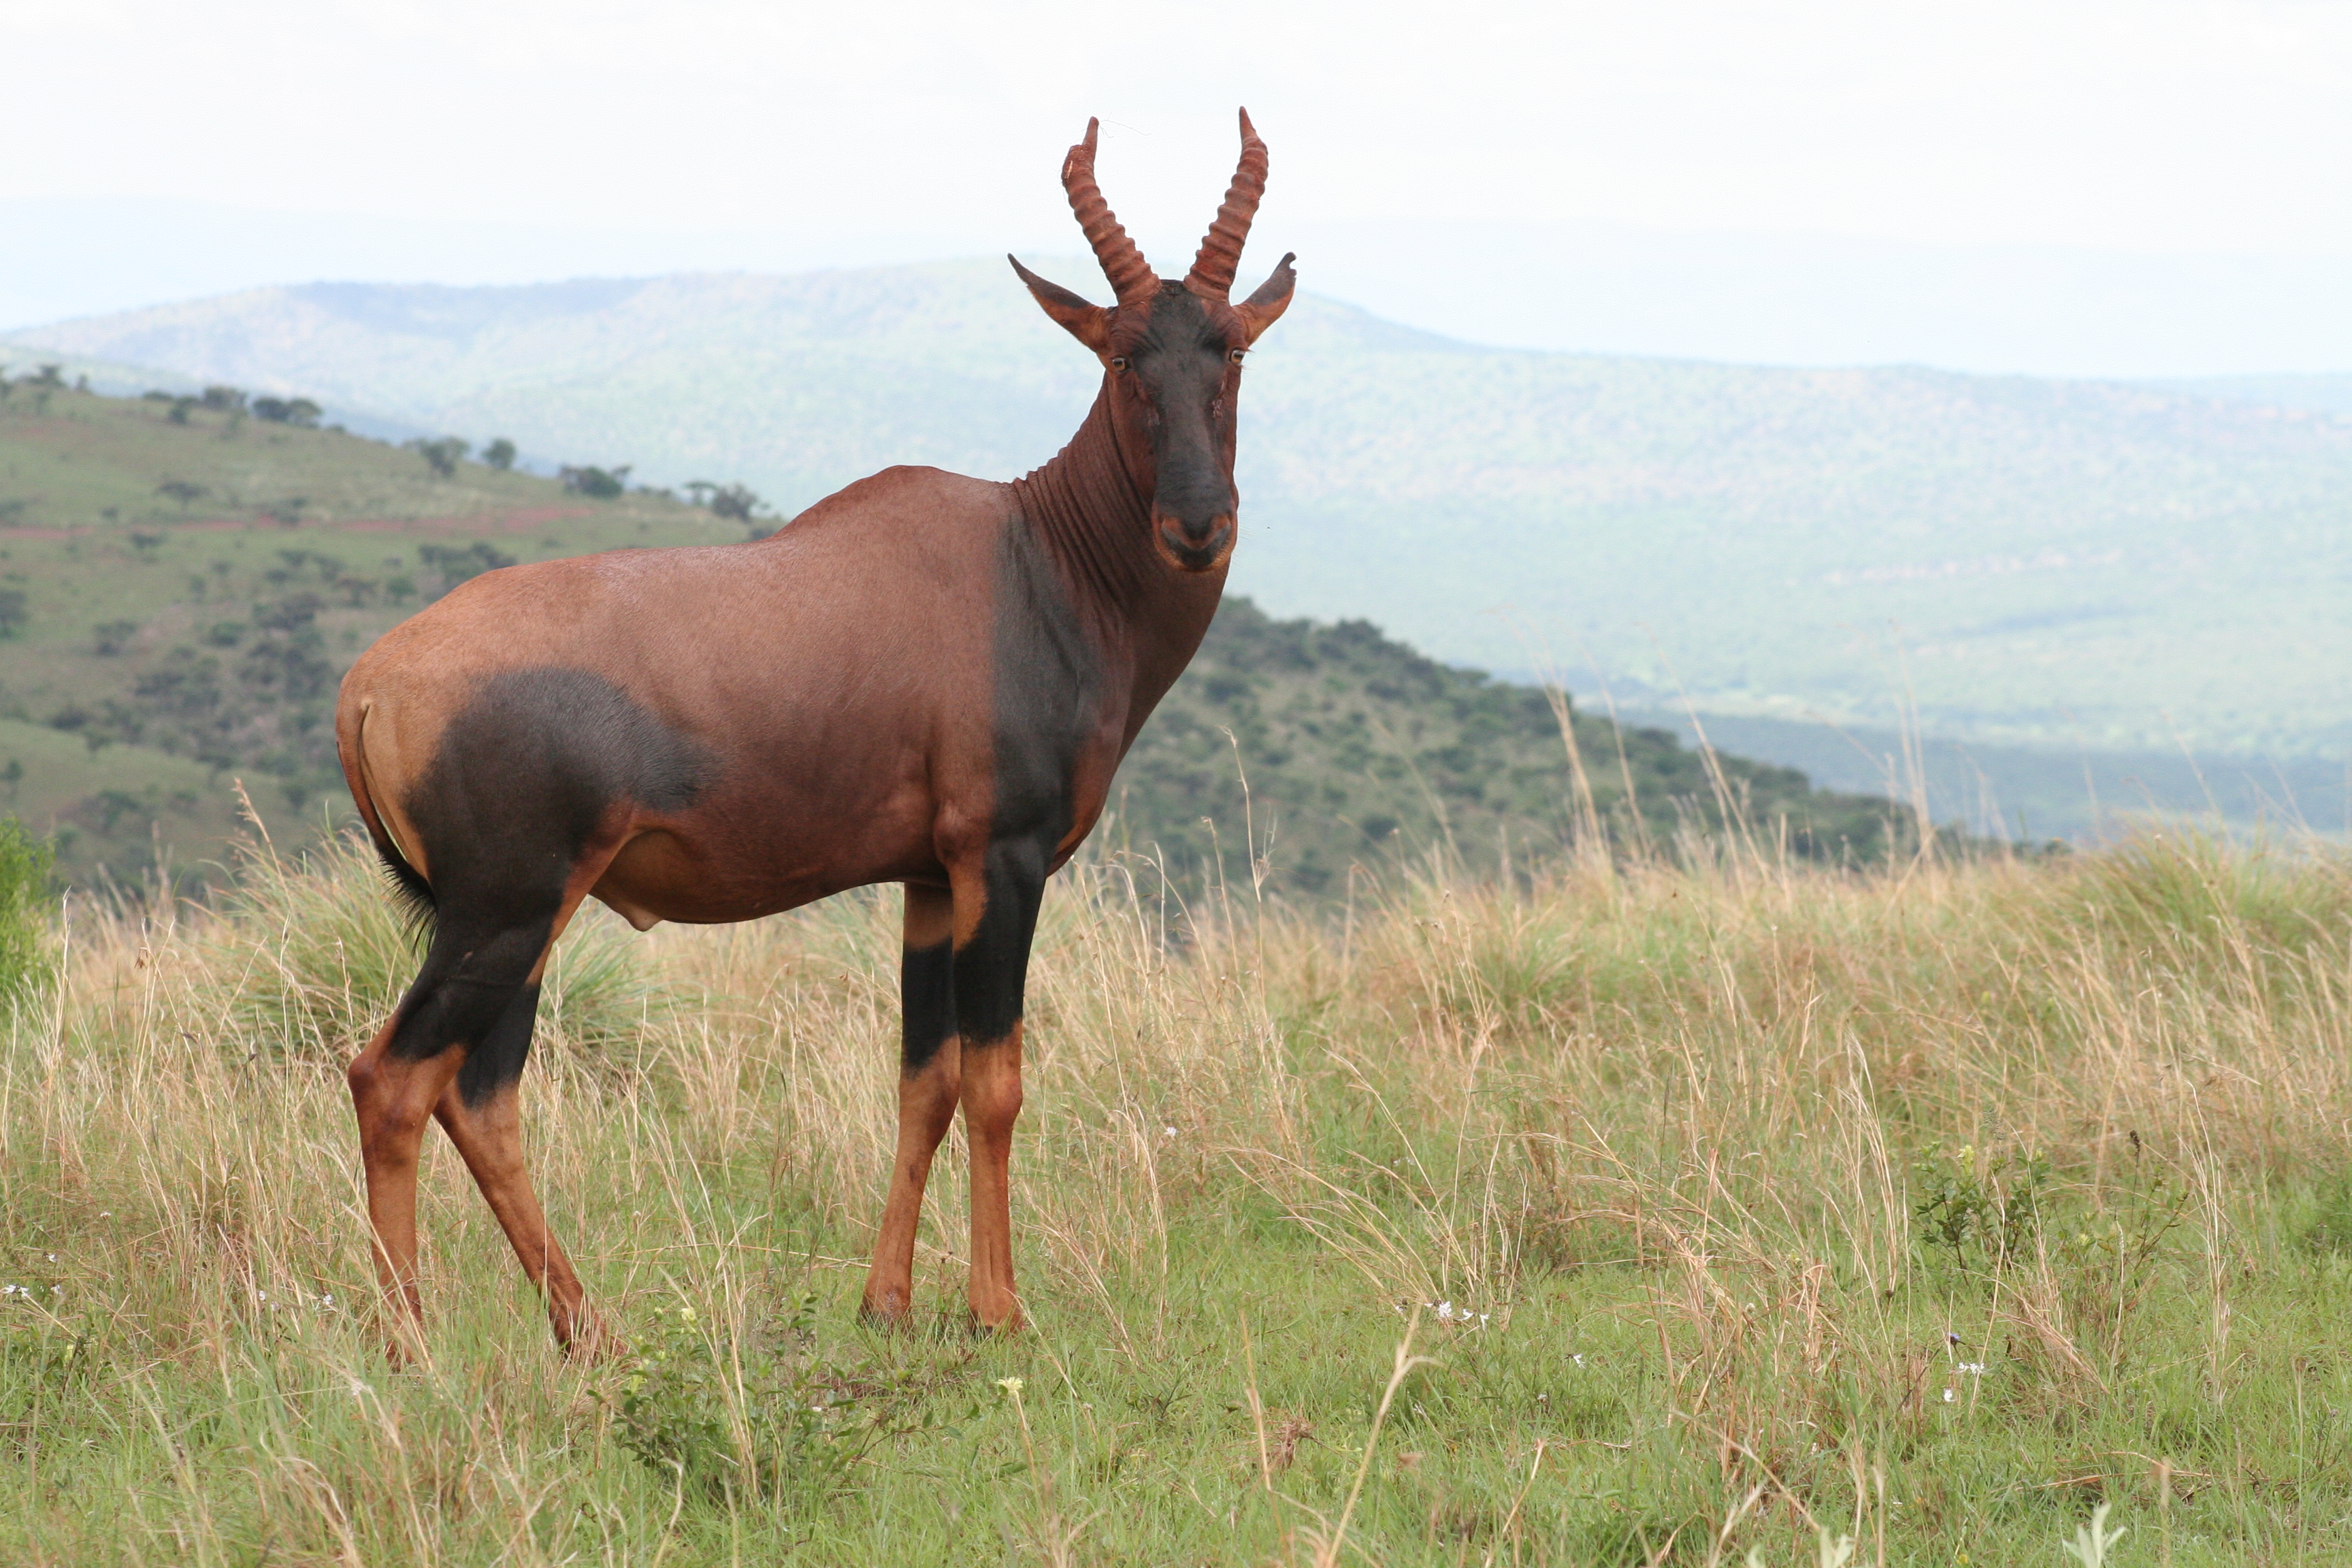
1008;382;1228;731
1009;384;1157;613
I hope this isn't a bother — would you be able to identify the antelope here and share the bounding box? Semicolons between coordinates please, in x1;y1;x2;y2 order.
334;110;1295;1353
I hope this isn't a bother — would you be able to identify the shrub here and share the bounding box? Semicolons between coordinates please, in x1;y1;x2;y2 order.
480;437;517;471
199;830;662;1067
404;437;470;478
250;397;321;427
0;817;55;1009
416;542;514;596
559;464;630;500
610;1295;864;1507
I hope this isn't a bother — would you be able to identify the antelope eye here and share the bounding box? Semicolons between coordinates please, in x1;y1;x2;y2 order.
1228;347;1247;364
1109;355;1130;372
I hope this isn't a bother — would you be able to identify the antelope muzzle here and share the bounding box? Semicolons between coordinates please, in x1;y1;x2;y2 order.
1154;511;1235;573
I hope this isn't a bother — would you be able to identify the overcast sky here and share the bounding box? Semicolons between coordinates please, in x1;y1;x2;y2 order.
5;0;2351;372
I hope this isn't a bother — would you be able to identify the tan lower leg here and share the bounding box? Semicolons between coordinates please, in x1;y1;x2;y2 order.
347;1028;461;1358
432;1080;606;1356
862;1042;962;1322
962;1027;1025;1330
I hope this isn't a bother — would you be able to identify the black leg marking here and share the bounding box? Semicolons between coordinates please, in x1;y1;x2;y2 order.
389;916;554;1105
901;938;956;1072
953;836;1048;1045
458;980;544;1105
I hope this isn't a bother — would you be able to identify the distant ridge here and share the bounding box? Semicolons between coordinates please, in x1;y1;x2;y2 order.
12;259;2352;760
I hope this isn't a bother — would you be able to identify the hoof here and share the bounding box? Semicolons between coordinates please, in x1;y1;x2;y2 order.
556;1311;625;1364
965;1306;1025;1337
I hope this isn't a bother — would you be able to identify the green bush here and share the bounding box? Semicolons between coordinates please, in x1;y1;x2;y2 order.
0;818;54;1009
610;1295;864;1507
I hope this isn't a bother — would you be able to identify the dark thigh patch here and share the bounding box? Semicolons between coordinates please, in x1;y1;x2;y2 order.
386;668;713;1096
406;666;715;900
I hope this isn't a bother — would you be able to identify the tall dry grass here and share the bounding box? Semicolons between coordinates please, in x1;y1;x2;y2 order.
8;826;2352;1563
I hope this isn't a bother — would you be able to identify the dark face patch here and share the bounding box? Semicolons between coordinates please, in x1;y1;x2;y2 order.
388;667;715;1101
1118;284;1244;572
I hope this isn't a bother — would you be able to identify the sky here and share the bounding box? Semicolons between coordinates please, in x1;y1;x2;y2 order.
4;0;2351;373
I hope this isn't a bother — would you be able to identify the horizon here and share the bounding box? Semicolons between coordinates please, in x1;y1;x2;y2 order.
8;240;2352;387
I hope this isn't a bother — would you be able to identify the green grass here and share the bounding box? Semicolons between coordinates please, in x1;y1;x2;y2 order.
7;832;2352;1562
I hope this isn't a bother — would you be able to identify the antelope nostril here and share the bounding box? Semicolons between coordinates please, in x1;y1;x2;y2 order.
1159;513;1231;544
1156;517;1233;570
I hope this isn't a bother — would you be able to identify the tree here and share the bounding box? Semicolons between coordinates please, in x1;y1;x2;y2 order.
252;396;323;427
199;385;245;412
691;480;764;523
481;438;517;471
92;619;140;655
559;464;630;500
406;436;471;478
157;480;207;513
167;396;197;425
416;542;516;596
29;364;64;390
0;589;26;640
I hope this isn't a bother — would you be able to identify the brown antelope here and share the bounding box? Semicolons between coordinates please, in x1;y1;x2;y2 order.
333;110;1294;1353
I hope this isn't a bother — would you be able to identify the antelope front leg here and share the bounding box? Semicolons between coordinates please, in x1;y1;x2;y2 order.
863;883;962;1324
949;838;1046;1332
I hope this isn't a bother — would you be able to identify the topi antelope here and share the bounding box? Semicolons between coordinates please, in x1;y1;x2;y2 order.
334;110;1295;1353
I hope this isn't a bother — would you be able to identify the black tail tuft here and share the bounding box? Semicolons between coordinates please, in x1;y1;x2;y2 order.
374;838;436;935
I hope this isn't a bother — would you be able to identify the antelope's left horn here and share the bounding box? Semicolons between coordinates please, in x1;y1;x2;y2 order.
1186;108;1269;300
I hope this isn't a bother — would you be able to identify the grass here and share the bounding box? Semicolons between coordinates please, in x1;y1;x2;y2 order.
7;828;2352;1563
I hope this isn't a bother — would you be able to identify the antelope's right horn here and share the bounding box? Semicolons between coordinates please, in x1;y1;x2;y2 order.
1062;118;1158;308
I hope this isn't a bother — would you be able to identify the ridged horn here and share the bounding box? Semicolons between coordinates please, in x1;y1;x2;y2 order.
1062;117;1157;308
1186;108;1269;300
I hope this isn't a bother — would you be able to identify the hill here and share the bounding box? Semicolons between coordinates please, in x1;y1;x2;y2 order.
10;262;2352;761
0;383;1916;889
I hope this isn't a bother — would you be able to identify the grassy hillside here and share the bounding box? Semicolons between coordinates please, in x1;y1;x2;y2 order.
13;263;2352;757
1128;600;1916;894
0;384;1921;890
0;385;738;883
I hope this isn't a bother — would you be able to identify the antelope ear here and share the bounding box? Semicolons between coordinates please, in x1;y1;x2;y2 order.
1010;255;1113;354
1233;252;1296;344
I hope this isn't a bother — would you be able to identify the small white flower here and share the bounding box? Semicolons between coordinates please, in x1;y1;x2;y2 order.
44;1254;56;1264
1942;1388;1956;1403
1163;1126;1178;1139
1572;1354;1586;1369
99;1211;111;1219
1956;1361;1988;1377
997;1376;1025;1396
347;1376;372;1398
